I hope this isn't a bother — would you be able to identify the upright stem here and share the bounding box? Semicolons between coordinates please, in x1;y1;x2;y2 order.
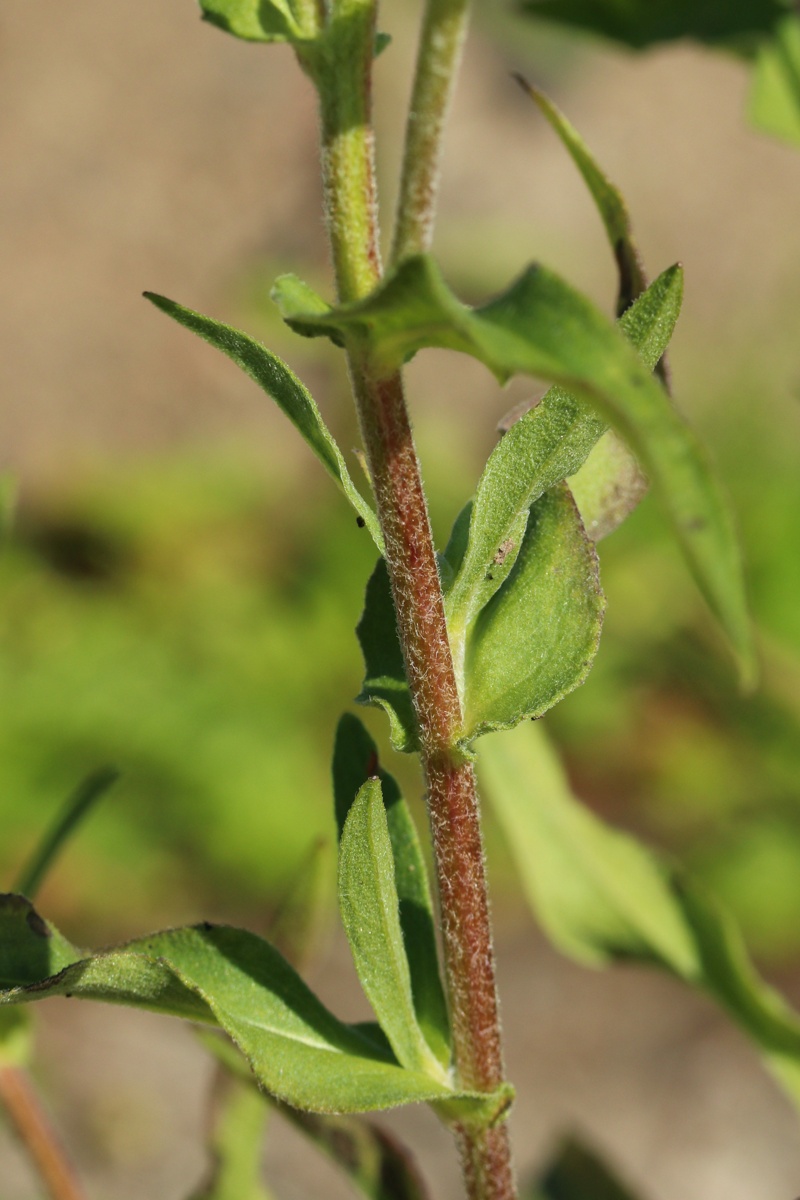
307;5;516;1197
0;1066;87;1200
391;0;472;262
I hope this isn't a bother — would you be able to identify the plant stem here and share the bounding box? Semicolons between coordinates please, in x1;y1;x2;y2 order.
391;0;472;263
0;1066;87;1200
308;6;516;1197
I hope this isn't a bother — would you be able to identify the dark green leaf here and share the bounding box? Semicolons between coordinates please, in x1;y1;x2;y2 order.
518;0;787;50
478;725;800;1110
462;485;604;741
527;1137;645;1200
189;1075;274;1200
144;292;382;551
333;715;450;1065
199;0;305;43
444;268;682;643
356;558;418;753
339;781;448;1081
13;767;119;900
0;895;466;1113
750;14;800;144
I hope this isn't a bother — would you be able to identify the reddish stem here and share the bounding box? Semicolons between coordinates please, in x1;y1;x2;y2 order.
0;1065;87;1200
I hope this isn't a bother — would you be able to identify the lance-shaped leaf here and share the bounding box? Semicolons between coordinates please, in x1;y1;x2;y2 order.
144;293;382;552
462;485;604;742
333;715;450;1065
339;781;449;1082
518;0;787;50
443;266;682;647
356;558;418;753
280;253;752;680
525;1136;646;1200
750;14;800;145
515;79;646;315
200;0;306;43
0;895;468;1114
478;724;800;1111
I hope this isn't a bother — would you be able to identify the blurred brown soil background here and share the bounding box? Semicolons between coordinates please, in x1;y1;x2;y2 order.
2;1;800;1197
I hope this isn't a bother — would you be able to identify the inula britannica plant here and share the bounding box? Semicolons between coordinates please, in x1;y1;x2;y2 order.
2;1;800;1198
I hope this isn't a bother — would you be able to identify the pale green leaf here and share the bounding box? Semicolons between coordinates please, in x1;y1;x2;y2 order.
189;1075;274;1200
144;293;382;551
356;558;418;753
444;266;682;641
199;0;304;43
750;14;800;145
478;724;800;1110
0;1008;33;1069
568;431;648;543
339;781;448;1082
333;715;450;1065
462;485;604;741
0;896;465;1113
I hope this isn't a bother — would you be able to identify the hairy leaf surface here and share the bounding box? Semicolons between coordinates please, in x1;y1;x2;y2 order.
479;725;800;1110
333;715;450;1065
0;895;464;1113
339;781;448;1080
462;485;604;740
145;293;382;550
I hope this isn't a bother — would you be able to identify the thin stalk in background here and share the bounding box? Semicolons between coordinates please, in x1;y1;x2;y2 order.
391;0;472;262
306;4;516;1195
0;1066;87;1200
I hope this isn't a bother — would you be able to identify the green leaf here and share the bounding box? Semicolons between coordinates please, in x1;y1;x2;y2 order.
444;267;682;642
567;431;648;543
356;558;418;753
189;1075;274;1200
0;895;466;1113
283;253;751;680
13;767;119;900
518;0;787;50
333;715;450;1065
750;14;800;144
514;79;646;315
0;1008;33;1069
144;293;382;552
526;1137;645;1200
338;780;448;1082
478;724;800;1110
462;485;604;741
199;0;304;43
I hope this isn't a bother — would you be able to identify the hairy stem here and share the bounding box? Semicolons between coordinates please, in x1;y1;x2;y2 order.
0;1066;87;1200
391;0;472;262
308;5;515;1196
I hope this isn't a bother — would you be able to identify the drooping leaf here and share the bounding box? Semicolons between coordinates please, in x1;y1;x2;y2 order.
518;0;787;50
356;557;418;753
144;293;383;551
283;253;749;679
461;485;604;742
0;895;468;1114
189;1074;274;1200
478;724;800;1111
199;0;305;43
14;767;119;900
339;781;448;1082
750;14;800;144
444;267;682;644
526;1136;646;1200
333;715;450;1065
514;78;646;315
